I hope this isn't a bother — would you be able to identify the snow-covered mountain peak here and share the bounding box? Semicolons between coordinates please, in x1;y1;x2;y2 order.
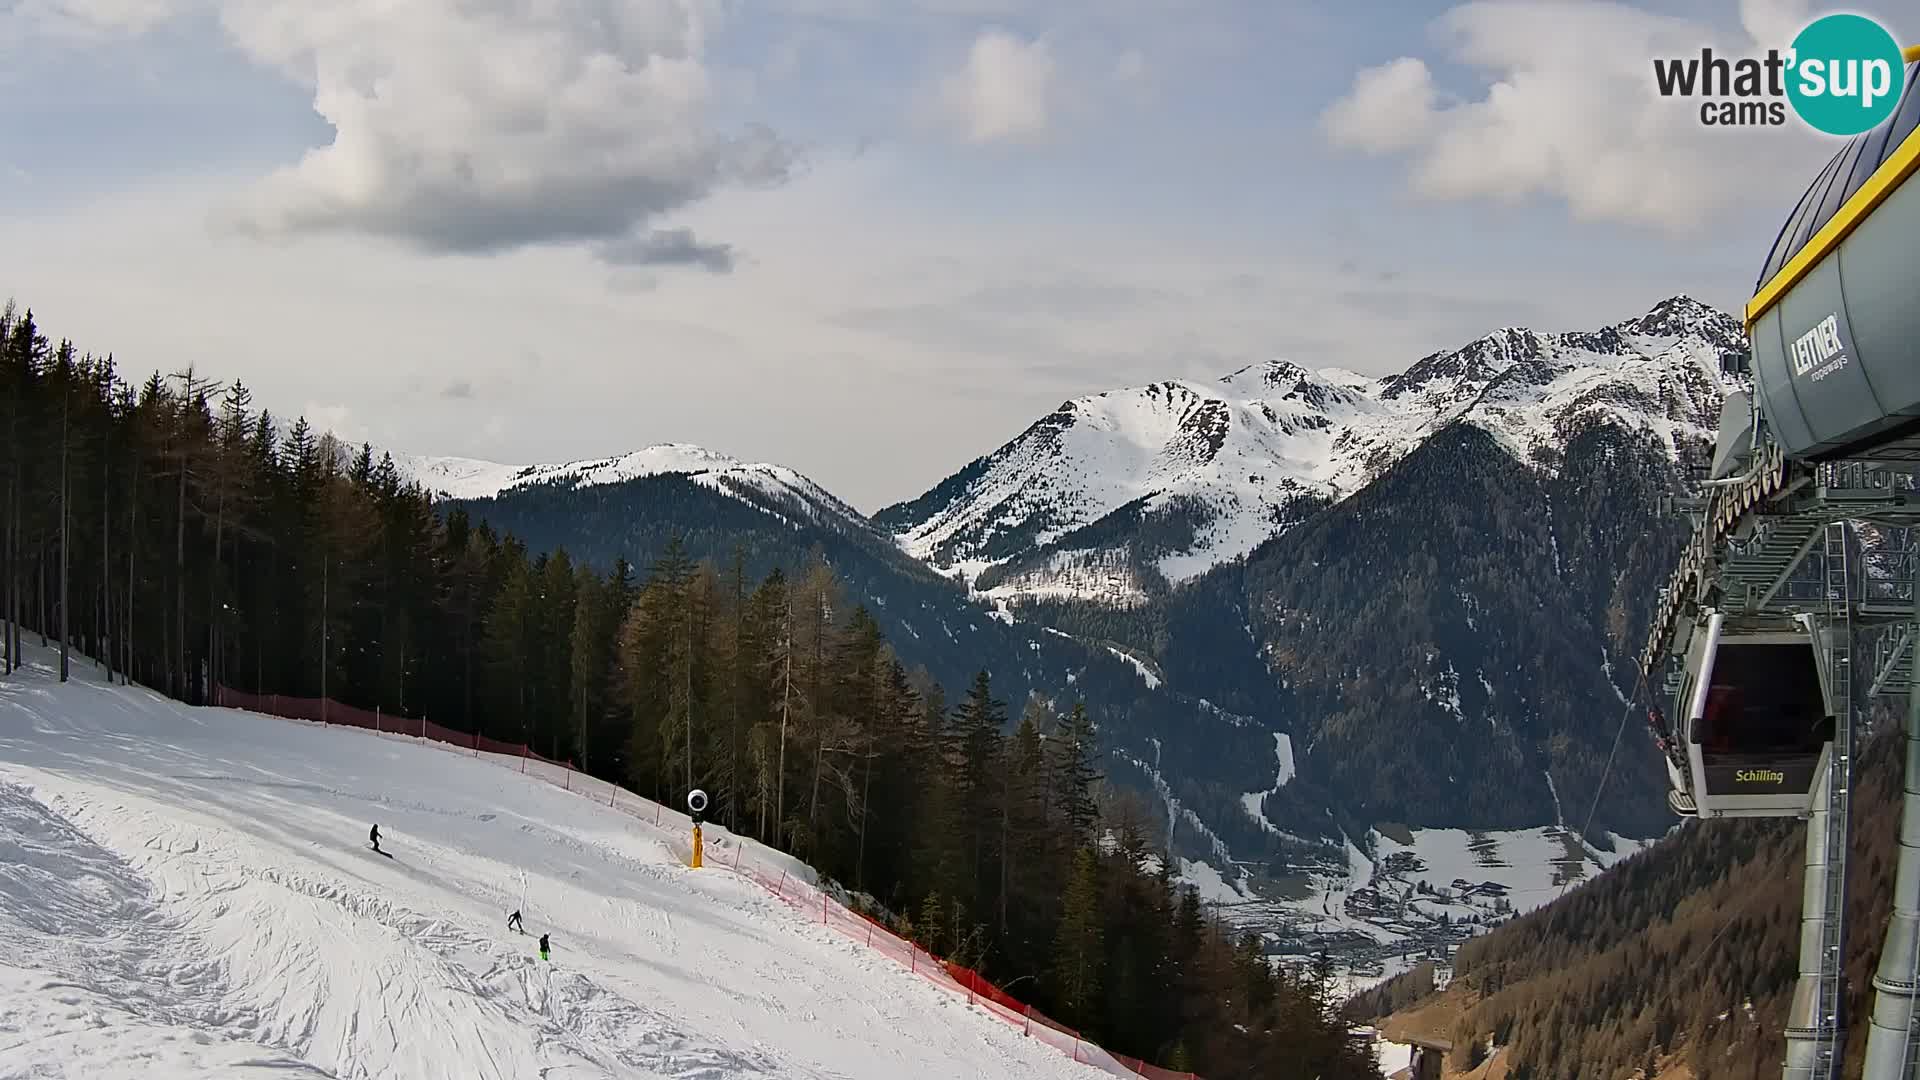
879;296;1742;604
1618;293;1736;342
391;443;866;527
1219;360;1371;415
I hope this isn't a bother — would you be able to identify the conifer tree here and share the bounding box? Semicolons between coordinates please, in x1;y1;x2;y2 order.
1052;846;1104;1026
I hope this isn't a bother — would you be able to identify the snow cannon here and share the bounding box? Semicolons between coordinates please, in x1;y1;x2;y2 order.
1744;59;1920;462
687;789;708;869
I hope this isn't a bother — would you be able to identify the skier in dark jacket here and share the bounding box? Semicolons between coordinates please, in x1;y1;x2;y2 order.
369;823;381;853
508;910;523;933
539;933;550;961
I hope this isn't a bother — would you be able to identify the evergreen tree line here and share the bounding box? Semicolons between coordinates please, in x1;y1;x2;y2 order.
0;303;1380;1078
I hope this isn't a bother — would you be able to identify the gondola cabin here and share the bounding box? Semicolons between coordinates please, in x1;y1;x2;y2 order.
1669;612;1836;819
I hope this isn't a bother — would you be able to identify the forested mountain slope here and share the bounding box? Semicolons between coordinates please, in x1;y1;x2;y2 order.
0;302;1381;1078
405;298;1733;869
439;469;1335;870
1356;731;1907;1079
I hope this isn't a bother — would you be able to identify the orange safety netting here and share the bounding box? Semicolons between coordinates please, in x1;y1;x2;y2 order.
211;684;1200;1080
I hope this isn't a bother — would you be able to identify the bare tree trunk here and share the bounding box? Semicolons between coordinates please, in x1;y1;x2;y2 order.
857;730;874;894
100;421;110;680
257;544;266;694
207;485;223;697
320;557;328;718
38;539;47;646
777;596;792;847
175;459;185;700
11;506;20;668
125;470;136;686
807;595;823;829
462;575;474;729
2;472;12;675
4;380;17;674
809;734;824;833
58;385;68;681
730;555;744;828
998;780;1011;937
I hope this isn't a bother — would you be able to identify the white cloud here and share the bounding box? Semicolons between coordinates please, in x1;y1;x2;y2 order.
22;0;794;262
0;152;1714;510
1737;0;1814;49
0;0;1790;512
938;29;1056;144
1320;57;1437;154
1320;0;1826;234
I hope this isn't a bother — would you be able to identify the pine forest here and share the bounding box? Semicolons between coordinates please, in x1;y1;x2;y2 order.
0;302;1384;1078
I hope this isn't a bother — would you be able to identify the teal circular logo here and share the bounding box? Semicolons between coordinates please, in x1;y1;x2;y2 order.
1785;14;1906;136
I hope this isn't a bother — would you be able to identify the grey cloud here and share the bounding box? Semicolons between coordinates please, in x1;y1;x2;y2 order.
596;227;737;272
440;379;475;400
187;1;800;263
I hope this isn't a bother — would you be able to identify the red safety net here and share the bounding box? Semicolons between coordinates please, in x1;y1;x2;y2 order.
211;683;1198;1080
422;717;471;748
474;732;523;757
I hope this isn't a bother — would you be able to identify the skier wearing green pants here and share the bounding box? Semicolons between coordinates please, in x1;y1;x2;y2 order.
539;933;550;961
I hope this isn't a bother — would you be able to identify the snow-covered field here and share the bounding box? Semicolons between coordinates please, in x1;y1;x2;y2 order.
1176;817;1663;1004
1370;826;1652;910
0;645;1097;1080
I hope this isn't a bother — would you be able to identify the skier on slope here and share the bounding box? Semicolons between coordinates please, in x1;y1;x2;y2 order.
539;933;550;961
508;910;523;933
369;823;382;853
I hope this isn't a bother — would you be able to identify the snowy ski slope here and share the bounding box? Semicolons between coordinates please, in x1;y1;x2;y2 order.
0;645;1099;1080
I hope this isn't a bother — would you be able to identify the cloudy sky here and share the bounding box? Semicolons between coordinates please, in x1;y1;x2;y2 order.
0;0;1907;509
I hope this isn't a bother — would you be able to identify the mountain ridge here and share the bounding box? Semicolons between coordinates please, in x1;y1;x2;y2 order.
876;294;1739;607
379;295;1731;948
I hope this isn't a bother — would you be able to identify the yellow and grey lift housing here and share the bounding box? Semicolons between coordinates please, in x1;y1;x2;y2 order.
1744;54;1920;462
1666;612;1836;819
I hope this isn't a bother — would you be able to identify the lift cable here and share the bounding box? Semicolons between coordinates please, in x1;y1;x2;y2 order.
1557;655;1652;901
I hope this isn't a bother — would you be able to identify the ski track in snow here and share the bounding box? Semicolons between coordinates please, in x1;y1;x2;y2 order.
1237;734;1296;837
0;645;1097;1080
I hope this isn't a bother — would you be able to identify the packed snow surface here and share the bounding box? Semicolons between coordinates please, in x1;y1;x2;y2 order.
0;646;1096;1080
1270;733;1296;788
1237;733;1296;837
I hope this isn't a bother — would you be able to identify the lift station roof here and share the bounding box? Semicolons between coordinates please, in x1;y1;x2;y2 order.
1748;58;1920;462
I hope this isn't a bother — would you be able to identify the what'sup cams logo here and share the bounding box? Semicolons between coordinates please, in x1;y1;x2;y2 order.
1653;12;1908;135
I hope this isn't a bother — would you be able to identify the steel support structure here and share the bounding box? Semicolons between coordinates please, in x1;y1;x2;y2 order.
1861;559;1920;1077
1645;461;1920;1080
